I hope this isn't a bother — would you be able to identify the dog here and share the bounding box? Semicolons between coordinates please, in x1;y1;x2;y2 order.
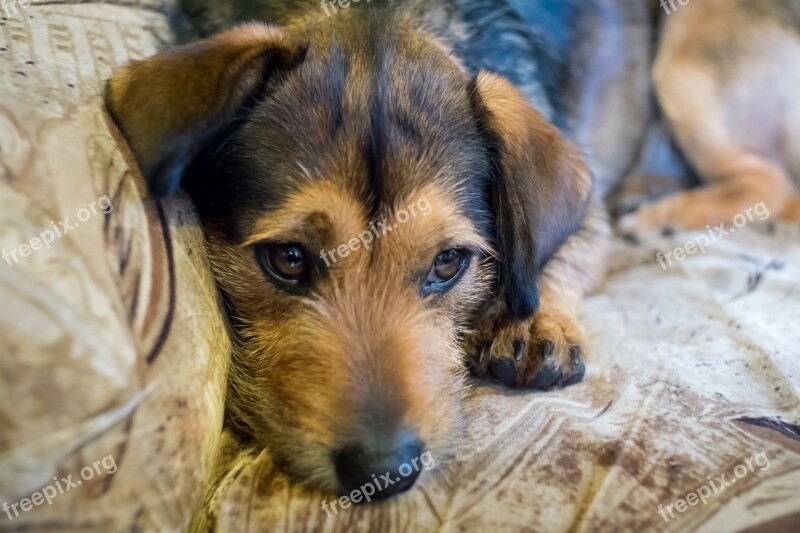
105;0;650;496
620;0;800;235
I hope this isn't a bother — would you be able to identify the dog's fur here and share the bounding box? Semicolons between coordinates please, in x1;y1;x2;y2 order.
620;0;800;233
105;0;651;492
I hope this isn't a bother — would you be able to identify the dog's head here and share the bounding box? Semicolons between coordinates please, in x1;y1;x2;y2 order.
106;15;590;496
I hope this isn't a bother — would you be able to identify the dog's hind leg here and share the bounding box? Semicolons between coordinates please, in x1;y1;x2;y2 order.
619;2;800;235
619;62;799;234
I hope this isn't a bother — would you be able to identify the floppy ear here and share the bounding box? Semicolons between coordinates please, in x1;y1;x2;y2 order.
470;72;593;320
105;23;305;197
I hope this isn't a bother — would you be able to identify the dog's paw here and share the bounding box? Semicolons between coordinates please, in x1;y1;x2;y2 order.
613;173;690;220
617;197;683;239
467;311;587;390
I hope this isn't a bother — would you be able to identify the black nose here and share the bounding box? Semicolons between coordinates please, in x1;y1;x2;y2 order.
333;433;424;499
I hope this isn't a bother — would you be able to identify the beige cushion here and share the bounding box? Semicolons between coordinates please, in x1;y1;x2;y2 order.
0;2;230;530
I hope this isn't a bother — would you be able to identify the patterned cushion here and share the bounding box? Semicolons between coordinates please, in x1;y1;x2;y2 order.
0;3;229;530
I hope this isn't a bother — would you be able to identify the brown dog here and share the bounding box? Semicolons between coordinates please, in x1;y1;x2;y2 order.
106;0;650;495
621;0;800;234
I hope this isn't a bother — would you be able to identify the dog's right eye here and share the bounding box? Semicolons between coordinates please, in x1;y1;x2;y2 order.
255;243;310;288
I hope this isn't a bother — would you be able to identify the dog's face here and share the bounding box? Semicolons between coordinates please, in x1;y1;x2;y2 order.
193;22;496;493
106;15;590;495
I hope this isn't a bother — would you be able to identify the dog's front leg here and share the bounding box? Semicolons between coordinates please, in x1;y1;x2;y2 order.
467;196;609;389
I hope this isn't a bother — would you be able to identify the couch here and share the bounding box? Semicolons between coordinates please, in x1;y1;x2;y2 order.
1;2;798;531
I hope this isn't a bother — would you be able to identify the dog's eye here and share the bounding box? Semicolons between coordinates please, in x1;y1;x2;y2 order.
256;243;309;286
431;249;463;281
423;249;471;294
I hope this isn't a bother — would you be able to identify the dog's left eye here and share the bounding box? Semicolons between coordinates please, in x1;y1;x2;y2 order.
423;248;471;294
256;243;310;286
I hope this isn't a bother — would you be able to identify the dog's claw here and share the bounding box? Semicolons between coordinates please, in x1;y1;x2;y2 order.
620;232;641;246
569;345;582;365
541;340;554;359
513;340;524;361
563;361;586;386
478;343;488;365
